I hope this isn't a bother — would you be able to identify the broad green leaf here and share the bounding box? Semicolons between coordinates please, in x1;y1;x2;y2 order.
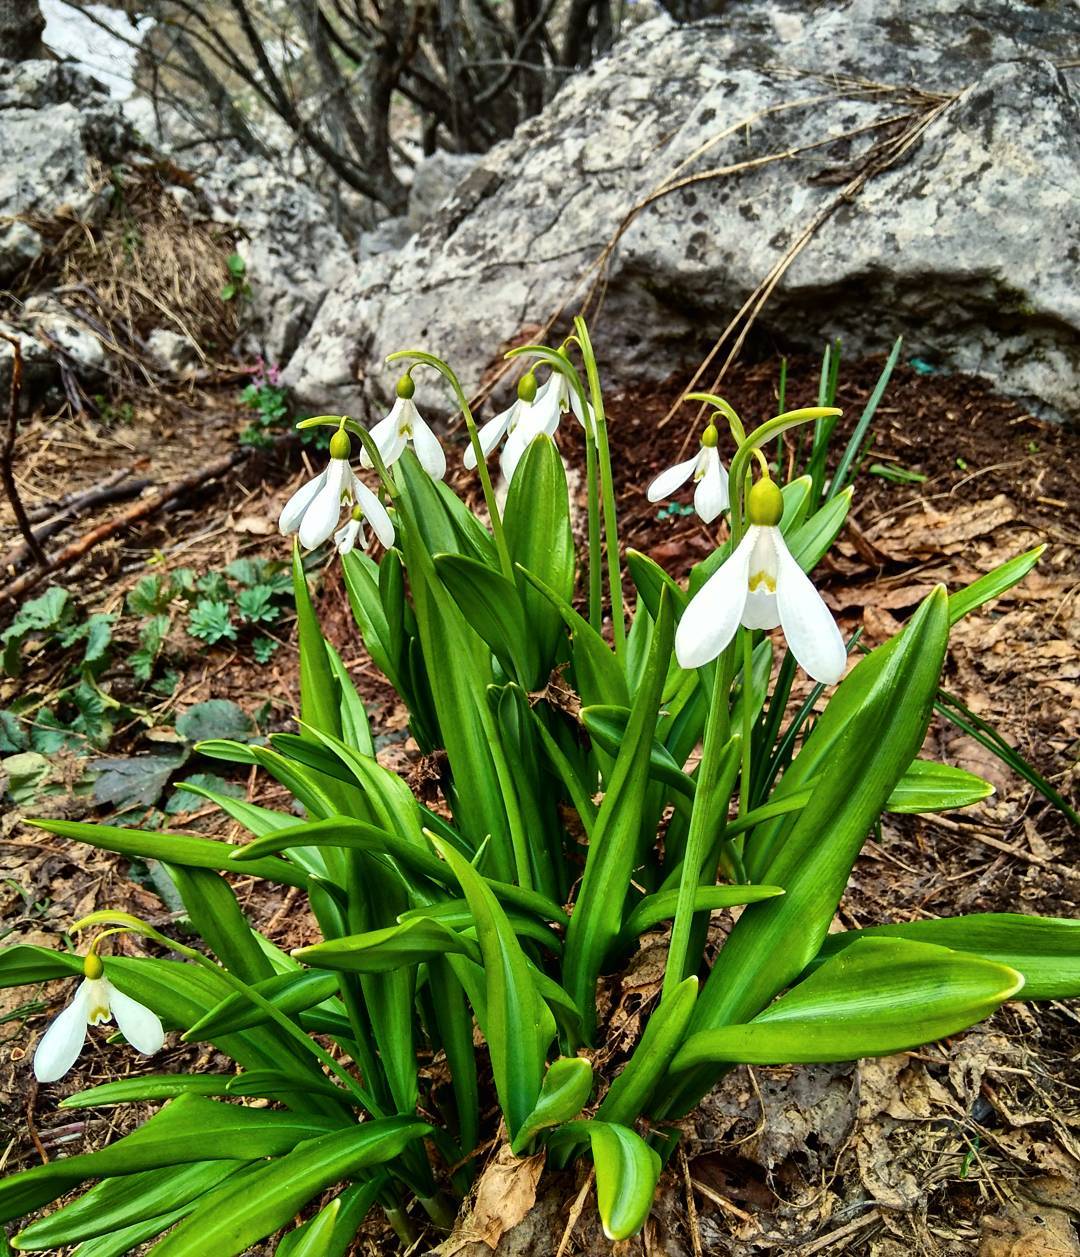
295;916;480;973
60;1075;242;1110
292;544;342;743
510;1057;594;1155
23;818;308;889
434;553;536;686
517;565;628;709
885;758;994;813
668;587;950;1115
812;913;1080;1000
166;865;274;985
274;1180;383;1257
597;977;698;1126
621;884;783;941
0;1095;341;1223
947;544;1044;625
589;1122;661;1241
625;549;688;623
581;705;694;797
146;1119;429;1257
431;837;554;1140
176;701;253;743
504;434;575;677
326;641;375;758
672;938;1022;1069
14;1161;243;1250
184;971;340;1039
340;550;405;695
563;591;674;1039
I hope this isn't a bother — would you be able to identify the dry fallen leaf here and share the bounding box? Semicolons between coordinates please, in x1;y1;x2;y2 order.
437;1143;545;1254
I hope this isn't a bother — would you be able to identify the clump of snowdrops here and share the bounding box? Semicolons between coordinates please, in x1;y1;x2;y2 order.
3;320;1077;1255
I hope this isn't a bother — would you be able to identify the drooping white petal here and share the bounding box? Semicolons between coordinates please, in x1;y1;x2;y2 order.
278;468;327;536
298;458;349;550
647;457;698;503
411;413;446;480
107;983;165;1055
568;385;595;433
500;408;551;481
335;517;364;555
464;405;515;470
355;480;395;549
675;528;757;669
33;981;92;1083
694;448;729;523
363;402;408;468
774;529;848;685
530;384;563;438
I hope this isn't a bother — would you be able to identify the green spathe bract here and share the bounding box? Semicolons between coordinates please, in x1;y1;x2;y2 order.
5;331;1074;1254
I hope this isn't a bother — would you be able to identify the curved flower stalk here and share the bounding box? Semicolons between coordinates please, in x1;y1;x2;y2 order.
676;475;846;684
361;374;446;481
33;951;164;1083
647;423;729;523
279;428;395;554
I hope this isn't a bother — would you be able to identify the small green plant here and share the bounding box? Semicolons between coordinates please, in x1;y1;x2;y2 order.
2;324;1075;1253
220;252;251;304
239;360;289;448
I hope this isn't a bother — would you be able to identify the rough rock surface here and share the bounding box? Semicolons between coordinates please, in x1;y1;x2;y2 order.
0;59;132;283
199;159;353;369
285;1;1080;423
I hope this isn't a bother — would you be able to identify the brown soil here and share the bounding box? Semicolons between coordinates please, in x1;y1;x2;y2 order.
1;353;1078;1256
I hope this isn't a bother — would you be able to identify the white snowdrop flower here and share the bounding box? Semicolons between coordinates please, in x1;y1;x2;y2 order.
361;375;446;480
466;370;590;482
33;952;164;1083
676;476;847;685
647;424;729;523
279;429;395;552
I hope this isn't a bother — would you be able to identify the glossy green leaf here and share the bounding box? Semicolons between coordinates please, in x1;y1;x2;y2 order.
667;587;950;1115
589;1121;661;1241
431;837;553;1140
563;591;674;1039
434;553;536;685
812;913;1080;1000
22;818;307;890
184;971;340;1039
14;1161;243;1250
672;938;1022;1069
885;758;994;813
947;544;1044;625
517;566;628;710
504;434;575;677
510;1057;594;1155
166;864;274;985
596;977;698;1126
621;884;784;941
295;916;479;972
340;550;405;693
581;705;693;797
0;1095;341;1223
146;1118;429;1257
274;1179;383;1257
60;1075;242;1110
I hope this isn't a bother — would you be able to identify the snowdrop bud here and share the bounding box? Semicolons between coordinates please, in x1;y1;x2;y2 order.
747;477;783;527
517;372;538;404
329;429;351;460
701;423;719;448
83;952;104;980
396;373;415;400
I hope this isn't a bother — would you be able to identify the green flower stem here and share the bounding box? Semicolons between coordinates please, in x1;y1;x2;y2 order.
387;349;513;582
506;343;603;632
739;626;755;819
574;317;625;657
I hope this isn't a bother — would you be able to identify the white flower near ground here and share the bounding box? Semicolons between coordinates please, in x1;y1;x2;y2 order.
33;954;164;1083
278;430;395;553
361;376;446;480
647;425;729;523
675;477;847;684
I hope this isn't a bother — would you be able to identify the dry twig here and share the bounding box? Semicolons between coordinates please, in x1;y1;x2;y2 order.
0;332;49;568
